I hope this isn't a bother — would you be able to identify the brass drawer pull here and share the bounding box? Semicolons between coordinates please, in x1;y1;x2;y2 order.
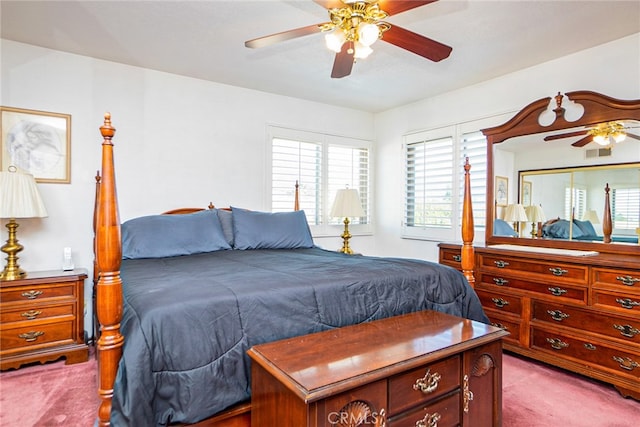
18;331;44;342
546;337;569;350
616;276;640;287
491;297;509;308
463;374;474;413
491;322;508;331
413;368;442;394
549;267;568;276
547;310;569;322
21;310;42;320
616;298;640;309
452;255;461;262
492;277;509;286
416;412;441;427
21;290;43;299
612;356;639;371
613;324;640;338
494;260;509;268
583;343;597;351
547;287;568;296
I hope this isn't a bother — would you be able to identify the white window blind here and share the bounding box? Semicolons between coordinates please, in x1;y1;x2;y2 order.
613;188;640;230
328;146;369;225
459;132;487;228
564;186;586;220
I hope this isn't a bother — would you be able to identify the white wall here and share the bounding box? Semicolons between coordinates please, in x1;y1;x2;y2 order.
372;33;640;260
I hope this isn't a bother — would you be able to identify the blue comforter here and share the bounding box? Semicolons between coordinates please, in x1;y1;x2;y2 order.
111;248;487;426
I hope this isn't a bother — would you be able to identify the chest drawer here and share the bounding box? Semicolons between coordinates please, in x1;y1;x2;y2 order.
0;283;76;304
0;320;75;352
476;288;522;315
477;272;587;303
592;268;640;292
319;380;386;426
478;254;588;284
389;391;460;427
0;303;75;324
388;355;460;416
532;301;640;345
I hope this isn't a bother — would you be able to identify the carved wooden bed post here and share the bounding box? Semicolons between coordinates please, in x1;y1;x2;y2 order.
603;183;612;243
461;157;475;286
95;113;124;427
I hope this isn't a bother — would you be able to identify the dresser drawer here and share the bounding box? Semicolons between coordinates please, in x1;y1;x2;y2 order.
531;328;640;380
476;288;522;315
388;355;460;416
0;320;75;352
0;303;75;324
592;267;640;292
593;290;640;313
532;301;640;345
477;272;587;303
478;254;588;283
0;283;76;304
485;312;520;344
389;391;459;427
439;247;462;271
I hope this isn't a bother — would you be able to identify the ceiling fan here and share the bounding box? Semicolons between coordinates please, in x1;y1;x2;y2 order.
244;0;452;78
543;121;640;147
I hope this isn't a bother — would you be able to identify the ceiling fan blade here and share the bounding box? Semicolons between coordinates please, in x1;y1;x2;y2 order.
313;0;345;9
572;135;593;147
543;130;588;142
381;25;451;62
331;41;355;78
626;133;640;141
245;24;324;49
378;1;439;16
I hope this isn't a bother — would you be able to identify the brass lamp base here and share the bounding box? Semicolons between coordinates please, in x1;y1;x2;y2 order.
0;219;27;281
337;217;356;255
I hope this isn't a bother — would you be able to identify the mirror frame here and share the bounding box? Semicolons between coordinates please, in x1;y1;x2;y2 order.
481;90;640;255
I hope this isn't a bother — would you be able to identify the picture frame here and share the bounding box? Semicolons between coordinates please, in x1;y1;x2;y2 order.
495;175;508;207
1;106;71;183
521;180;532;206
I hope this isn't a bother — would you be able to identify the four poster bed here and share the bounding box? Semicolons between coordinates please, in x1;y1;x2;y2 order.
93;114;482;426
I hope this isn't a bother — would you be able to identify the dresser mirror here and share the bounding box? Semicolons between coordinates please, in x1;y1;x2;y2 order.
482;90;640;255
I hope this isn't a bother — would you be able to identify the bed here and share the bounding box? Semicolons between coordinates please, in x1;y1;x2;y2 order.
93;114;483;426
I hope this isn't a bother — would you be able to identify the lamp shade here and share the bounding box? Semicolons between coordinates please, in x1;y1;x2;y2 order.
0;169;48;219
582;209;600;224
503;204;528;222
525;205;546;223
330;188;365;218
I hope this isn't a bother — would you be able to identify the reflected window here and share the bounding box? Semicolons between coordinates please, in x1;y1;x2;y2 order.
613;188;640;230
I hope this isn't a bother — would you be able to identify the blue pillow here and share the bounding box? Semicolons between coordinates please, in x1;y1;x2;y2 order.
122;209;231;259
493;219;518;237
231;207;314;250
573;219;597;237
544;219;584;239
215;208;234;247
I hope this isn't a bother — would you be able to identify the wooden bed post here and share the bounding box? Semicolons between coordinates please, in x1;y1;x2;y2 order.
603;183;612;243
95;113;124;427
461;157;475;286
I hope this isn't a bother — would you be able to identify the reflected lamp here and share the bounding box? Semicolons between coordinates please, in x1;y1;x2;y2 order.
330;188;365;255
503;203;528;236
525;205;546;237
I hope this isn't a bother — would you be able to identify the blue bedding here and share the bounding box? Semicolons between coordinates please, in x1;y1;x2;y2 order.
111;247;487;426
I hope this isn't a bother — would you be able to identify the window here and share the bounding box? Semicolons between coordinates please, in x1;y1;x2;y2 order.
269;126;371;236
564;186;587;220
613;187;640;230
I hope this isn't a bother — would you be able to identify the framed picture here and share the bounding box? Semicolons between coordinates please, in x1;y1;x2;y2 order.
1;106;71;183
495;176;508;207
522;180;532;206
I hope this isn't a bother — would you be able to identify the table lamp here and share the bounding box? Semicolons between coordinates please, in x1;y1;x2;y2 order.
525;205;546;237
0;167;48;280
330;188;365;254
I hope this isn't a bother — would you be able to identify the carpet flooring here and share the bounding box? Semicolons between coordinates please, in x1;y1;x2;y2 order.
1;350;638;426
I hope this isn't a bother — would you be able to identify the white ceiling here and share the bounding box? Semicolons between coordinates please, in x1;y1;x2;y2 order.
2;1;639;113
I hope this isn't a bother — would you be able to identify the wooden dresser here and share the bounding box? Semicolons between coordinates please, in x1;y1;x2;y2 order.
0;269;89;370
439;243;640;400
249;310;508;427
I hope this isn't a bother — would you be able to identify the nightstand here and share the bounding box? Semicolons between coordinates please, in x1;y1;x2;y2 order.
0;269;89;370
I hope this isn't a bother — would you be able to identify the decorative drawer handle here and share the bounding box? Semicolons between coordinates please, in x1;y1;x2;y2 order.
491;297;509;308
548;287;568;296
492;278;509;286
18;331;44;342
612;356;639;371
549;267;568;276
616;298;640;309
452;255;461;262
21;290;43;299
463;374;474;413
613;324;640;338
413;369;441;394
491;322;508;331
21;310;42;320
494;260;509;268
546;337;569;350
583;343;597;351
415;412;441;427
547;309;569;322
616;276;640;287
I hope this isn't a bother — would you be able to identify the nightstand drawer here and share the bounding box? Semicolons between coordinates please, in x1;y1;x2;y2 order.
0;303;75;324
388;356;460;416
0;283;76;304
1;320;75;352
388;391;460;427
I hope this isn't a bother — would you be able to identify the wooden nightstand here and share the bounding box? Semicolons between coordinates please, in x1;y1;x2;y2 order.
0;269;89;370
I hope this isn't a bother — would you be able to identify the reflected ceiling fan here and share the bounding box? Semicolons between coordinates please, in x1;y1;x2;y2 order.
543;121;640;147
244;0;452;78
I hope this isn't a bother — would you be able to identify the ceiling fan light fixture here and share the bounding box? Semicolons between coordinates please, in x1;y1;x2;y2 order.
593;134;609;145
358;22;380;46
325;29;346;53
612;131;626;143
354;41;373;59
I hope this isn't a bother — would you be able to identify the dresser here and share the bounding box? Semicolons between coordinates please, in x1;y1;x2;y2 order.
0;269;89;370
249;310;508;427
439;243;640;400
